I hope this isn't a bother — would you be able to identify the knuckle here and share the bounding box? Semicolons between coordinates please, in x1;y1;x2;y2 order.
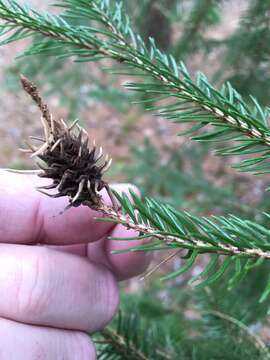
17;248;52;320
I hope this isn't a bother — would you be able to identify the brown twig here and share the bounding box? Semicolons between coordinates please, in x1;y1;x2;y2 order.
99;328;150;360
20;75;52;125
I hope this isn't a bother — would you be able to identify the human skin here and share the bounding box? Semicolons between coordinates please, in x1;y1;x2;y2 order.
0;171;150;359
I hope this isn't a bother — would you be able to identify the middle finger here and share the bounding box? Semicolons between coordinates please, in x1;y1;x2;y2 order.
0;244;119;332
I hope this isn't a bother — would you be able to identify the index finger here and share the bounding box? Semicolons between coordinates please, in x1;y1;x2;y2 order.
0;170;116;245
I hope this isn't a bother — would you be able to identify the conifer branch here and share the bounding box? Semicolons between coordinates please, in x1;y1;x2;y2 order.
14;75;270;298
4;6;270;299
96;310;175;360
99;328;151;360
1;0;270;174
98;200;270;261
203;310;270;359
96;303;270;359
97;191;270;299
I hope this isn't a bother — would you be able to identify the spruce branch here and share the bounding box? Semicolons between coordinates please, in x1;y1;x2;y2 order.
203;310;270;360
1;0;270;174
98;199;270;261
99;327;150;360
15;78;270;303
96;310;175;360
96;299;270;360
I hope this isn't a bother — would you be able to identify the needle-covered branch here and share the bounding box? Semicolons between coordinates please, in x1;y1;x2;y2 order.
97;190;270;302
13;76;270;301
1;0;270;175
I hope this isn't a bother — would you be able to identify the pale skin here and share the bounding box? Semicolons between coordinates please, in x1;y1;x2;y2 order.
0;171;150;359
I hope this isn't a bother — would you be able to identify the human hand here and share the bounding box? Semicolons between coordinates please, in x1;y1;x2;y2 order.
0;171;150;359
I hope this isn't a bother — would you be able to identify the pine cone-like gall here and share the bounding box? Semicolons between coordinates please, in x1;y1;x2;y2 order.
21;76;112;209
37;121;112;208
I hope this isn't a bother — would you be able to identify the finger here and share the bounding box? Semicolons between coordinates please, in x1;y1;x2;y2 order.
0;317;96;360
106;226;152;280
87;226;151;281
0;244;119;332
0;170;150;279
0;171;128;245
0;171;114;244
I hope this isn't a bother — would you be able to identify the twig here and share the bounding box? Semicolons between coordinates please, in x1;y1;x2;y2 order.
96;204;270;260
203;310;270;359
20;75;52;125
100;328;151;360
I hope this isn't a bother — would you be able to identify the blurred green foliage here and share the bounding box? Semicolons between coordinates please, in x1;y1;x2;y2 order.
216;0;270;105
96;271;270;359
